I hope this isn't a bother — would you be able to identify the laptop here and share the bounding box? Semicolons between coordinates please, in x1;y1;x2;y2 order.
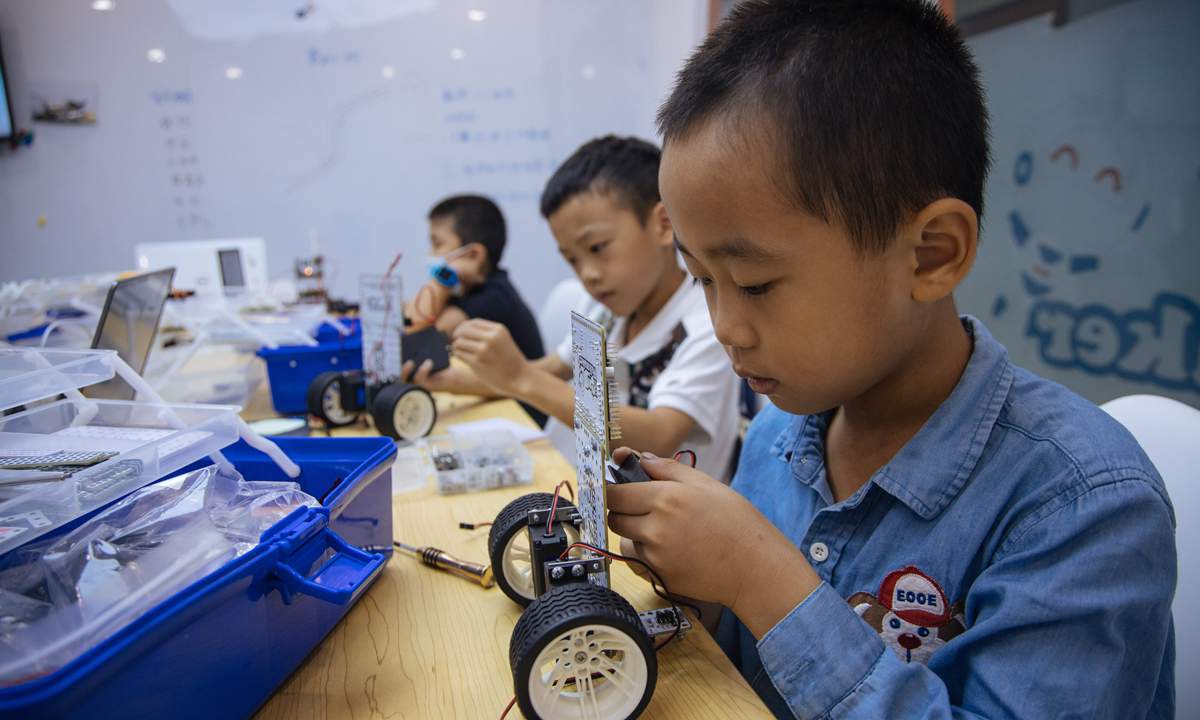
84;268;175;401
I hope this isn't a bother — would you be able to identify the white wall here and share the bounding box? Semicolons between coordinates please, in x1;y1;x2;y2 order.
0;0;708;314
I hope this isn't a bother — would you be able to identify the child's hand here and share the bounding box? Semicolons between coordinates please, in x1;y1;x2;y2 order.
402;299;430;331
618;537;654;583
403;359;472;394
450;320;529;395
606;449;822;637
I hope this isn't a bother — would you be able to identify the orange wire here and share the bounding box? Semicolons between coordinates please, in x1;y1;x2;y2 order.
498;695;516;719
557;478;575;502
544;479;575;536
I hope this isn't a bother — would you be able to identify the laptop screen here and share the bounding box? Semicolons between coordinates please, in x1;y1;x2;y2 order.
85;268;175;400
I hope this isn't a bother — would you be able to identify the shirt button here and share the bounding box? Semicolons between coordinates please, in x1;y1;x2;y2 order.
809;542;829;563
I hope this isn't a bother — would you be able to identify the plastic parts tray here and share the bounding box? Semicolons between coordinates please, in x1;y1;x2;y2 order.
0;348;117;412
427;430;534;494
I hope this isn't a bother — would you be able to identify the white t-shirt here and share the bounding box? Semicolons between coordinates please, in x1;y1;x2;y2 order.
548;278;741;482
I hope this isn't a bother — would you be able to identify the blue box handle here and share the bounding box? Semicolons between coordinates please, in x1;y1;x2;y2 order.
271;528;386;606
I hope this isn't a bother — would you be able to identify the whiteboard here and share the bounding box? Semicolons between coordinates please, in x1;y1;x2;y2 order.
0;0;706;315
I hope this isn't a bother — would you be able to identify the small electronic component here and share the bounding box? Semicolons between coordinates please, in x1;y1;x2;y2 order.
75;459;144;499
637;606;693;640
432;450;461;471
607;452;652;484
0;450;117;471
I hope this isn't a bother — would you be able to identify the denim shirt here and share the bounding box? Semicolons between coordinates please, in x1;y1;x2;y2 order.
716;317;1176;719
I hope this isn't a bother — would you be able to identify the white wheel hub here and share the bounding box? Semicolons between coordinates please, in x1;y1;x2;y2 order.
502;524;580;600
321;381;356;425
527;623;649;720
393;390;434;437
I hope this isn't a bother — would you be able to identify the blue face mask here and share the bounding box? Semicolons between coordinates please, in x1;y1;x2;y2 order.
426;245;472;296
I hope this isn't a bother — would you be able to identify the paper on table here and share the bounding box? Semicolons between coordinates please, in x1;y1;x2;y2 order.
446;417;547;444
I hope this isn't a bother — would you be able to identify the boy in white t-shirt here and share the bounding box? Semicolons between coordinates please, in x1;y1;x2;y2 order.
406;135;741;479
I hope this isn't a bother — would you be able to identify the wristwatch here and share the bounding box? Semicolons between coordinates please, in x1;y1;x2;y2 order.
430;262;459;289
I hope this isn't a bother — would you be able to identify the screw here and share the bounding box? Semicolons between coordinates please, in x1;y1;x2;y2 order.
550;567;565;579
576;652;588;663
571;564;585;577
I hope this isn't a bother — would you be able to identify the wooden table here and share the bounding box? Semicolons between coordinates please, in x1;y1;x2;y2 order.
246;387;772;719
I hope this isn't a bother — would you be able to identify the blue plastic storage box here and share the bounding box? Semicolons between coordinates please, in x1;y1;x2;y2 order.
314;317;360;342
0;435;396;720
257;332;362;416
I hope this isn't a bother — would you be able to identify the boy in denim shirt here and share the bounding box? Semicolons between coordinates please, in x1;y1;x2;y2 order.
606;1;1176;717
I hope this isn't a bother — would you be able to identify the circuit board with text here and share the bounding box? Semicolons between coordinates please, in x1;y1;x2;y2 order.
569;312;621;587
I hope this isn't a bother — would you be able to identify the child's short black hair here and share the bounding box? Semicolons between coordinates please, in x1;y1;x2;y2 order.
657;0;991;254
428;194;506;270
540;135;661;224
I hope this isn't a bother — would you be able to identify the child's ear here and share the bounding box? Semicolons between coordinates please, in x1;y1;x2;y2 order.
647;201;674;248
906;198;978;304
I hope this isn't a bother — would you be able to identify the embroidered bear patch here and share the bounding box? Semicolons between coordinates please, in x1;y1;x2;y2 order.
849;565;965;664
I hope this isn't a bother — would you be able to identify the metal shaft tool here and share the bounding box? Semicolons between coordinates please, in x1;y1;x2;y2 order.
393;541;495;588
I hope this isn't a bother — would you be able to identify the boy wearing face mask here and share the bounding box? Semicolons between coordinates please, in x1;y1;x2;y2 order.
406;194;544;362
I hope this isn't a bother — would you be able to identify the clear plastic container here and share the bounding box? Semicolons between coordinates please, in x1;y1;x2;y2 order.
0;348;117;412
145;345;265;407
390;441;436;494
427;430;534;495
0;397;240;555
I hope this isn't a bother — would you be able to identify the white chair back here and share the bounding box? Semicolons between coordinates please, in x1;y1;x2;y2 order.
1101;394;1200;717
537;277;586;355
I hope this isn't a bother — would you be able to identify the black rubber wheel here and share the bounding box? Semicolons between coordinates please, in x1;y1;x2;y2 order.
370;382;437;440
306;371;359;427
510;583;657;720
489;493;579;607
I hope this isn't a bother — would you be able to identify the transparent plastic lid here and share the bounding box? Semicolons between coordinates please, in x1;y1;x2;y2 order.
0;397;240;555
0;348;118;412
163;298;328;348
